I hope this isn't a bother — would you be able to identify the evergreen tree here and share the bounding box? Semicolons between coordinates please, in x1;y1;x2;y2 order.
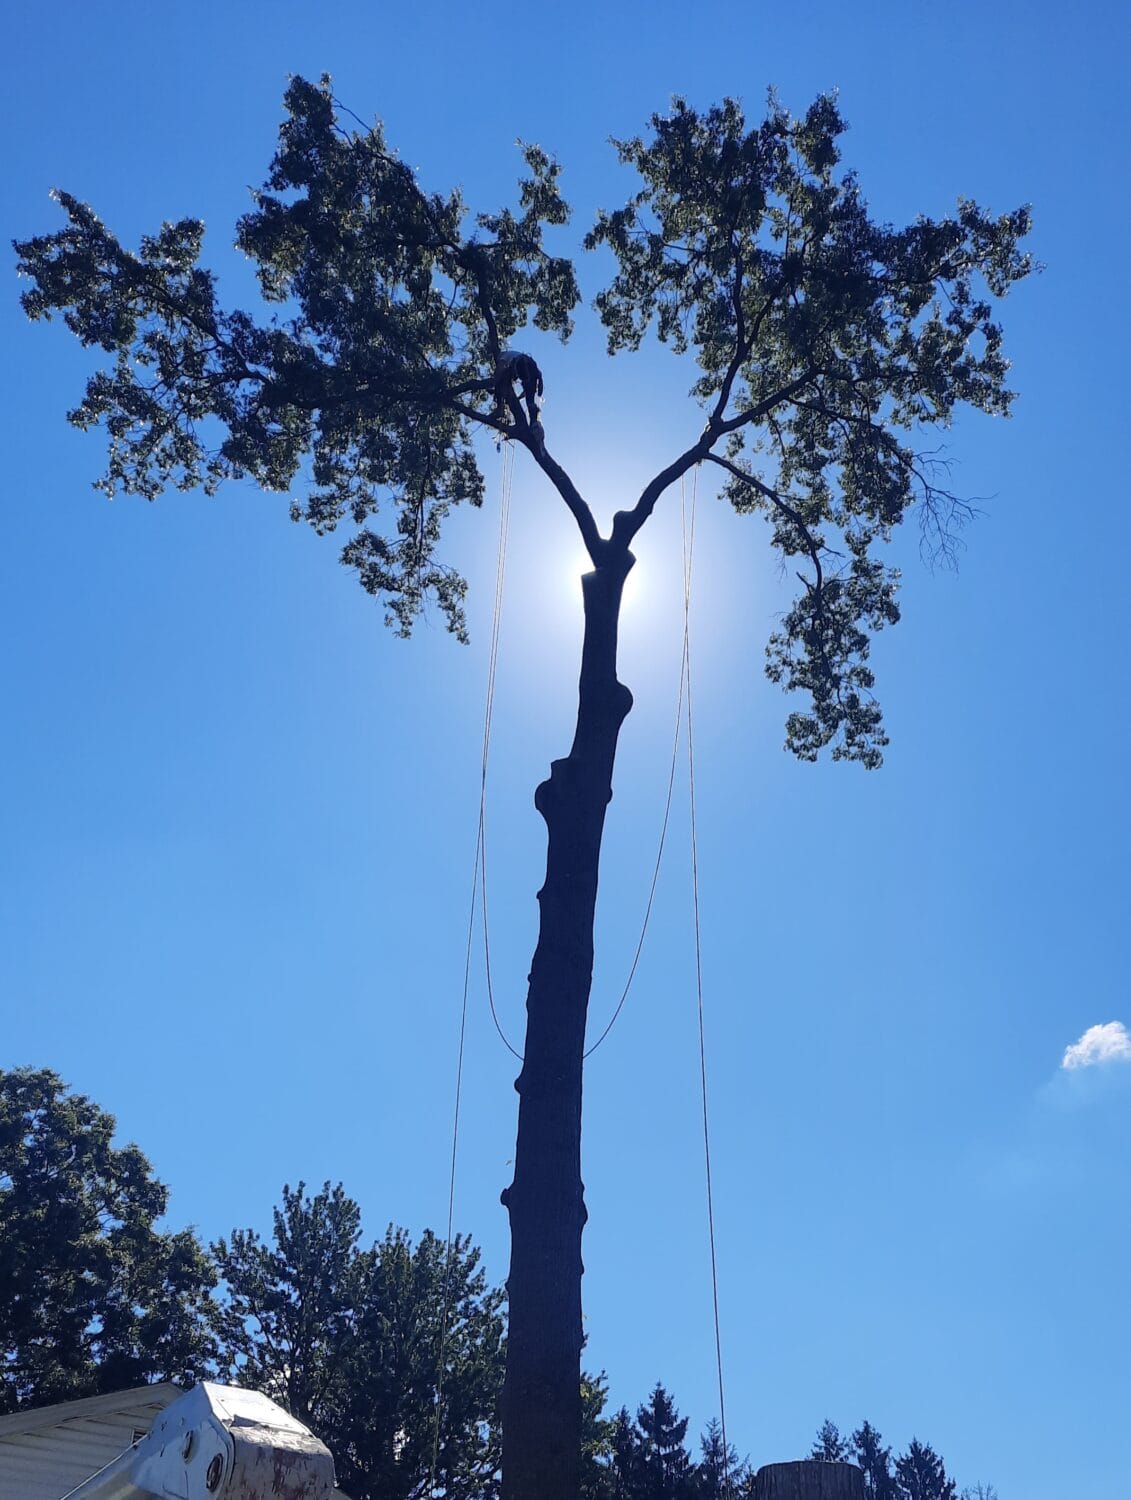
214;1185;504;1500
607;1385;699;1500
894;1439;957;1500
213;1181;361;1427
851;1421;898;1500
696;1417;752;1497
580;1372;617;1500
810;1418;850;1463
814;1420;978;1500
0;1067;217;1412
330;1226;504;1500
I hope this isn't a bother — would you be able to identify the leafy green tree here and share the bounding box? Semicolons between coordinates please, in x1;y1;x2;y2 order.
16;78;1032;1498
0;1067;217;1411
214;1182;505;1500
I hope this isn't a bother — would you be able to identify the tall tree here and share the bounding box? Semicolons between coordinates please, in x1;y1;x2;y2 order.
214;1183;505;1500
0;1067;217;1411
15;79;1032;1498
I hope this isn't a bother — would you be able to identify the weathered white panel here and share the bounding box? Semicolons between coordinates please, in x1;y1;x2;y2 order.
0;1386;180;1500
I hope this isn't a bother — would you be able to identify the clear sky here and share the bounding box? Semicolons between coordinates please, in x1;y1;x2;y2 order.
3;4;1129;1497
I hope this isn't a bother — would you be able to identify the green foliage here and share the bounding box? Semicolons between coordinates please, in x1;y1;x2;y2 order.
895;1439;958;1500
588;94;1031;764
14;75;577;642
811;1418;970;1500
601;1386;746;1500
213;1181;505;1500
810;1418;851;1463
15;79;1031;760
0;1067;218;1412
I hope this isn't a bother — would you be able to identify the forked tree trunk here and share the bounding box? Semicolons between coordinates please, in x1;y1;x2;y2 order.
500;552;634;1500
754;1461;865;1500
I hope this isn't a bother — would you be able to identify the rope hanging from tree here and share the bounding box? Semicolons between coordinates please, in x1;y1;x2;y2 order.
436;455;731;1497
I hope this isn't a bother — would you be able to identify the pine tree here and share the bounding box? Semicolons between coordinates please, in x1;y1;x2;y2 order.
851;1421;898;1500
894;1439;957;1500
697;1418;752;1497
811;1419;850;1463
214;1186;505;1500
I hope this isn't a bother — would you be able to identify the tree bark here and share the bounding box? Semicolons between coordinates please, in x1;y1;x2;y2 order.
499;552;634;1500
754;1461;865;1500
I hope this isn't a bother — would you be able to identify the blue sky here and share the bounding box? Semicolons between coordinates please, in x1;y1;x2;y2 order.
3;3;1129;1496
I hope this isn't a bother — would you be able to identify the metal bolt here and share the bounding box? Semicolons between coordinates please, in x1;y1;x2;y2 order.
206;1454;224;1492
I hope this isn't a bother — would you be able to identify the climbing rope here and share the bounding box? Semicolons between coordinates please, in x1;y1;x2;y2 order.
431;438;515;1496
682;467;732;1497
477;505;692;1064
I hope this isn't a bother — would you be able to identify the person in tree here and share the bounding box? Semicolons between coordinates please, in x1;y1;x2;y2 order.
493;347;544;428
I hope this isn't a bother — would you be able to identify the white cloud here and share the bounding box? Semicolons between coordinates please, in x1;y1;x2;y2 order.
1061;1021;1131;1071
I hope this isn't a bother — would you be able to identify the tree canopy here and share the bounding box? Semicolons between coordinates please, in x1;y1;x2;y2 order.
14;76;1032;767
0;1067;217;1412
213;1181;506;1500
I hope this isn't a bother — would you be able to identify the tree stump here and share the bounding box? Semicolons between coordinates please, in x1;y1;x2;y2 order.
754;1461;865;1499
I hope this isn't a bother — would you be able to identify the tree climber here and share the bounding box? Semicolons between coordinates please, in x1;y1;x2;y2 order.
493;348;543;427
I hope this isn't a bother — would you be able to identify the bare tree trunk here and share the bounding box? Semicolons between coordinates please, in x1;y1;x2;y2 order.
500;553;633;1500
754;1461;865;1500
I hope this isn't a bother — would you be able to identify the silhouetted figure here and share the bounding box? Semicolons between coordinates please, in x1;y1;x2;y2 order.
494;348;543;427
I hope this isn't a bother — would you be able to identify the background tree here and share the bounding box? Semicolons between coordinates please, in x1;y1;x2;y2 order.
894;1439;957;1500
214;1181;505;1500
696;1418;752;1498
329;1225;505;1500
15;78;1032;1498
606;1385;698;1500
213;1180;360;1427
850;1421;898;1500
810;1420;851;1464
579;1371;616;1499
811;1421;977;1500
0;1067;217;1411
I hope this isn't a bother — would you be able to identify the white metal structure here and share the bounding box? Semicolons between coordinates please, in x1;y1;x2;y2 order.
0;1384;181;1500
0;1380;342;1500
53;1382;339;1500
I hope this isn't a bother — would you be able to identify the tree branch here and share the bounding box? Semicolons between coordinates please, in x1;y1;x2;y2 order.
614;364;822;550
